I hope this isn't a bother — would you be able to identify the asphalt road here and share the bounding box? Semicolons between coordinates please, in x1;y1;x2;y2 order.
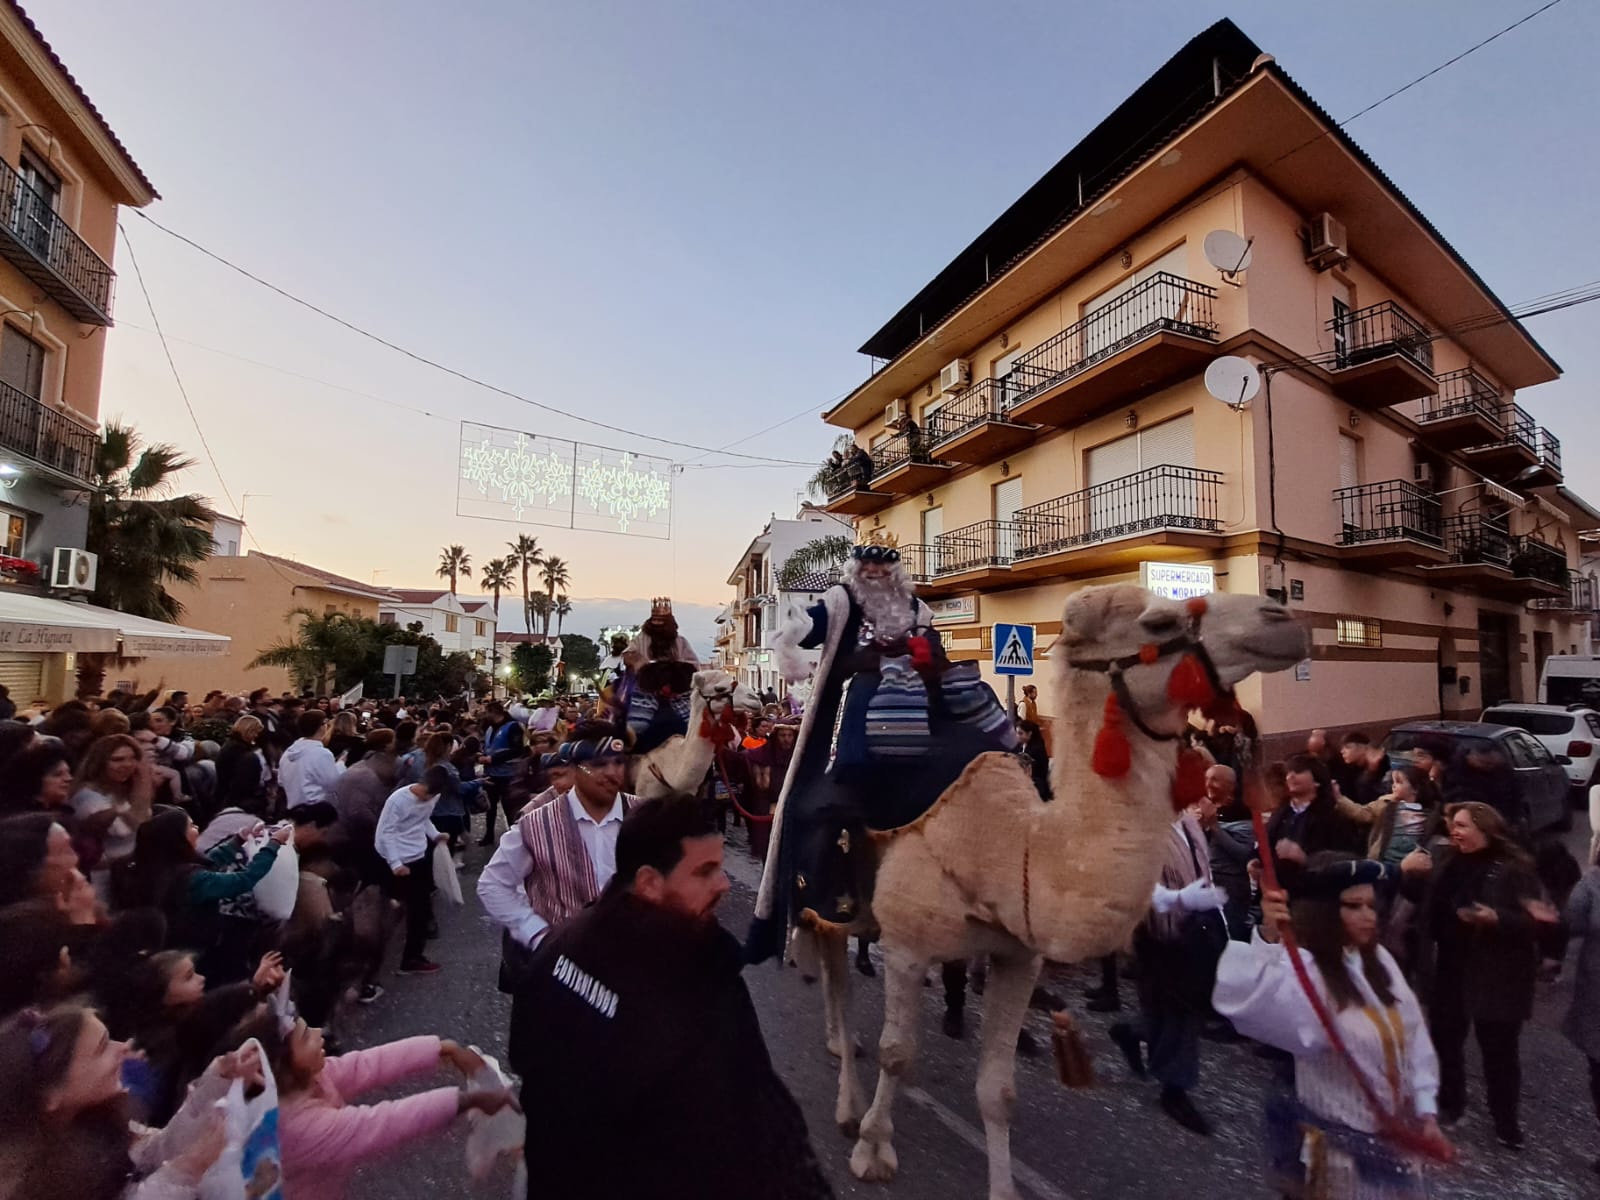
341;818;1600;1200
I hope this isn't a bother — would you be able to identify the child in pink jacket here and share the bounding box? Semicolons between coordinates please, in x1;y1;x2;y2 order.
238;1014;517;1200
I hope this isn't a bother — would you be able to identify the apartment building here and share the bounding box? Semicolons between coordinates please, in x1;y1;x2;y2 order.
818;20;1597;752
381;589;495;665
724;504;852;695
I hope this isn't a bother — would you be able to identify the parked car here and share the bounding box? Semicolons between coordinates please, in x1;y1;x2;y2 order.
1481;703;1600;790
1384;720;1571;834
1539;653;1600;707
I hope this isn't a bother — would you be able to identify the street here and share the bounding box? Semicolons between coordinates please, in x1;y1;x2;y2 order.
344;822;1600;1200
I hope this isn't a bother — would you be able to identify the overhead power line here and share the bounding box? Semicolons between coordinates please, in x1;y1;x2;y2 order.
129;211;814;467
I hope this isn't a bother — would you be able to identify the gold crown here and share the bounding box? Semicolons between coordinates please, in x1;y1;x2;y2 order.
650;597;674;618
861;529;899;549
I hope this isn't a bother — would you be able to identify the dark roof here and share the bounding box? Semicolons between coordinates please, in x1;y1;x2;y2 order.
856;19;1555;378
8;1;158;200
387;589;455;606
248;552;391;598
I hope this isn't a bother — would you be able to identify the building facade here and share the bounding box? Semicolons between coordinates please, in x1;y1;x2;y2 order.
380;590;490;663
817;21;1596;754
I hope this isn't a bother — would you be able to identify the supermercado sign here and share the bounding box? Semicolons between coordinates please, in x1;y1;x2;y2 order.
1140;562;1215;601
927;595;977;625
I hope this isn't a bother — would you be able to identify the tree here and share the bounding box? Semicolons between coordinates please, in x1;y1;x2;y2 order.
480;556;515;692
806;433;858;498
436;544;472;595
527;592;551;633
554;594;573;636
510;642;554;694
558;633;601;684
539;556;571;635
87;421;218;621
507;534;544;635
250;608;379;694
778;534;853;589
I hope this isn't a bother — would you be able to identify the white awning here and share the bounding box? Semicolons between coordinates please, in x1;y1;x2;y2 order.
0;592;230;657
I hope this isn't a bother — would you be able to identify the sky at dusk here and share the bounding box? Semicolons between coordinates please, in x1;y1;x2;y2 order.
26;0;1600;616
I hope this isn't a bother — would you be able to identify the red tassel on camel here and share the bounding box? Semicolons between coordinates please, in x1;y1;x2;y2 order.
1091;693;1132;778
1166;653;1215;709
1171;747;1209;811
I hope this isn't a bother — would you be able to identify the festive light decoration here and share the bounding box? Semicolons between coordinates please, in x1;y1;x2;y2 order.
457;422;673;539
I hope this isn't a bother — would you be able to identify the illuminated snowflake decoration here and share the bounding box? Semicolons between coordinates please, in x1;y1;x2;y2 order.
460;433;572;519
576;452;671;532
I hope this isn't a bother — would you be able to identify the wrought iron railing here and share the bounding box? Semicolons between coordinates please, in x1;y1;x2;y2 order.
1441;512;1513;568
926;379;1014;446
1418;368;1501;427
1013;464;1222;559
1536;427;1562;475
0;157;114;322
1328;301;1433;374
1472;403;1537;455
1334;479;1443;547
1003;272;1217;403
936;520;1022;574
1530;573;1598;613
1510;536;1568;588
896;543;938;584
821;453;876;499
870;429;933;478
0;378;96;483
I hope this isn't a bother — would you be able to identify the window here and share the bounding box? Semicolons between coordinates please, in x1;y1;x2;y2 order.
1085;413;1195;531
1484;708;1573;736
444;614;459;633
1082;246;1189;359
1505;731;1552;769
476;620;487;636
225;540;238;556
16;150;59;259
1338;433;1361;490
1336;616;1382;648
0;509;23;558
994;477;1023;559
1331;285;1352;367
993;348;1026;409
0;324;45;399
324;605;337;616
379;612;396;626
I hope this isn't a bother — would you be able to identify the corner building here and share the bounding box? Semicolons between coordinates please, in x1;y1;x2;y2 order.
819;20;1596;755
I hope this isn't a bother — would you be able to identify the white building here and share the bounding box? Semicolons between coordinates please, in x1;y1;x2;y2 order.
209;514;244;558
381;589;488;663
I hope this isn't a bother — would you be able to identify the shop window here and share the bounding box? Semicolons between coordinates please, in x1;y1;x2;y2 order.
0;509;23;558
1336;616;1382;648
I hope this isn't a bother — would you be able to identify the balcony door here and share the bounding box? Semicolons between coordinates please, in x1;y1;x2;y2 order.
993;348;1025;412
921;505;943;572
994;477;1022;560
1082;246;1187;361
0;325;44;463
15;152;59;261
1086;412;1195;536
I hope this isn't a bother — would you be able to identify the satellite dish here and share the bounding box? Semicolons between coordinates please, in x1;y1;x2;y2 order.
1203;229;1253;278
1205;356;1260;409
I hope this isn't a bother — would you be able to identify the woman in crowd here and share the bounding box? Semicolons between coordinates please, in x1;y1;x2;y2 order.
71;734;156;898
0;1004;242;1200
0;899;76;1018
742;719;797;861
214;715;270;815
1014;718;1051;801
0;742;76;820
125;806;290;982
0;812;81;908
39;700;95;768
227;1010;517;1200
0;718;36;771
420;731;466;860
326;711;364;767
1214;854;1442;1198
1412;801;1552;1149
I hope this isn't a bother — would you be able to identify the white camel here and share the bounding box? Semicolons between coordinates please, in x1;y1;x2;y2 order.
634;668;762;800
771;584;1307;1200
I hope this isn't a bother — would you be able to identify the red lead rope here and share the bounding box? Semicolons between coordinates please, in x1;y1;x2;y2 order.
1249;806;1454;1163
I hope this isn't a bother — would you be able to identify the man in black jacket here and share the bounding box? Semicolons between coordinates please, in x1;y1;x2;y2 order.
510;797;834;1199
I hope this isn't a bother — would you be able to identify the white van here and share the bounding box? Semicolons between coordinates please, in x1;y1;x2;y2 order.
1539;654;1600;707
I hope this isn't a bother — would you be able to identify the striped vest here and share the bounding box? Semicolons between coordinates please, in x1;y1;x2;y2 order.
518;791;636;928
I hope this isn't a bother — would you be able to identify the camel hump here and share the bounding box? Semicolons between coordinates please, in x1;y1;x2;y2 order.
877;751;1037;841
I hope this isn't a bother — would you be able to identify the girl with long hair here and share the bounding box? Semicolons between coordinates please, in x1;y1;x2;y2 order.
1214;853;1442;1197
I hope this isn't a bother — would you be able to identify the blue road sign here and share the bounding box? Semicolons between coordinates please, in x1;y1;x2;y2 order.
993;622;1035;677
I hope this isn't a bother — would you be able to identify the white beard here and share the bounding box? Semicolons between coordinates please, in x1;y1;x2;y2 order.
845;560;916;641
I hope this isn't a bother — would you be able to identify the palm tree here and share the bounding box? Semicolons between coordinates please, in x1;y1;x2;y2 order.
250;608;378;693
778;534;853;588
436;544;472;595
526;592;551;636
554;594;573;636
539;556;571;636
806;433;858;498
507;534;544;634
480;556;516;690
87;421;218;621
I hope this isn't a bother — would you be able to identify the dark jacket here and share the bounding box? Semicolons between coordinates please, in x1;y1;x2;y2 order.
215;739;267;813
512;893;833;1199
1417;847;1541;1022
1264;795;1362;890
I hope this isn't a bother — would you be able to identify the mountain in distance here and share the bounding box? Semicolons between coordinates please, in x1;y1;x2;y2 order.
460;594;724;660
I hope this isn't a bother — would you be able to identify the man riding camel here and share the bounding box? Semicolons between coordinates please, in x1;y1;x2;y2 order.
622;598;701;753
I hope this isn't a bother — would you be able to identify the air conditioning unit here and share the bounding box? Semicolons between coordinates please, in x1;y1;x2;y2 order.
1414;461;1435;489
939;358;972;394
885;397;908;426
51;547;97;592
1303;212;1349;271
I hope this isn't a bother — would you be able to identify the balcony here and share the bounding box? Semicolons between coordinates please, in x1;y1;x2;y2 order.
1426;516;1565;598
1529;573;1598;616
1002;273;1218;427
1327;301;1436;409
0;379;97;485
1527;427;1562;487
1334;479;1448;568
0;158;114;325
1009;464;1224;580
869;429;955;495
1460;403;1538;481
895;523;1019;597
1414;369;1503;451
821;464;893;517
926;379;1037;465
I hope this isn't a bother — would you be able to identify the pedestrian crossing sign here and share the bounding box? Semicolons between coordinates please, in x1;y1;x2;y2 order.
992;622;1035;677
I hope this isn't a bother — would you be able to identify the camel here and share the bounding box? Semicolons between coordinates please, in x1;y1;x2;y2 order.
782;584;1307;1200
633;668;762;800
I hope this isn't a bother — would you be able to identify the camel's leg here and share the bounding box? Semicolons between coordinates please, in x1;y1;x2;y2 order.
849;943;926;1182
817;927;864;1137
974;951;1042;1200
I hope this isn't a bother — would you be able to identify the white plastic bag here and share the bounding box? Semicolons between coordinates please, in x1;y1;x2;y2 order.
200;1038;282;1200
463;1047;523;1182
433;840;463;905
249;832;299;922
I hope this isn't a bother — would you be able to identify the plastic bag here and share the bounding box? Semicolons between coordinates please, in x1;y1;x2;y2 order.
433;840;463;905
463;1047;524;1182
200;1038;282;1200
248;833;299;922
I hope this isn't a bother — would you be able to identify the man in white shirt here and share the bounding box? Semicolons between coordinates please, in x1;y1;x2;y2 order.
375;763;452;975
278;710;344;810
477;731;638;1061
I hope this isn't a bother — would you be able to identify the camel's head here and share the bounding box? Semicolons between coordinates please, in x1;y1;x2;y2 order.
1055;584;1307;739
690;670;762;719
